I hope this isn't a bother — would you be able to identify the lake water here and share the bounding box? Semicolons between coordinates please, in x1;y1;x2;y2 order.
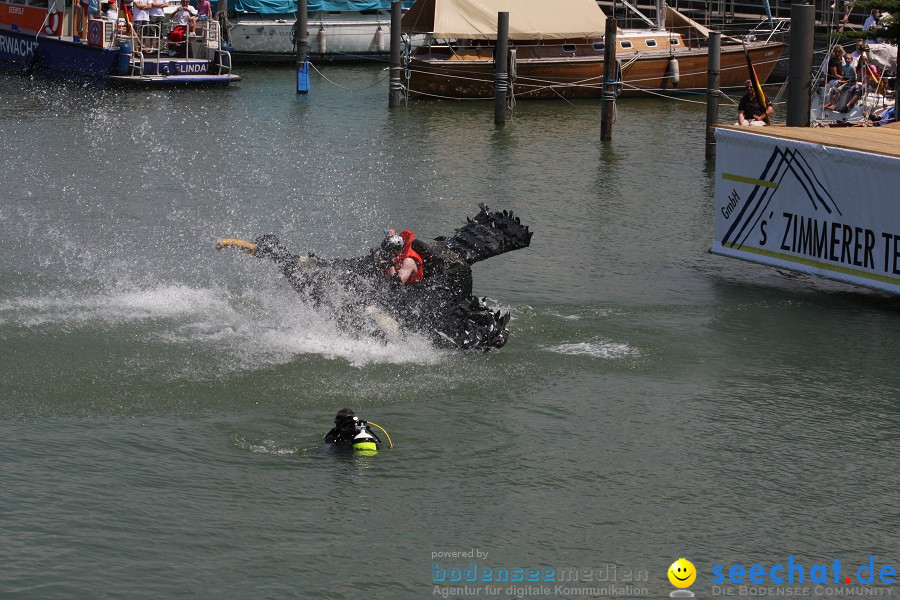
1;65;898;599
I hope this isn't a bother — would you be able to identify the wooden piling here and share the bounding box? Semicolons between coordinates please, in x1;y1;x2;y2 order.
389;1;402;108
706;31;721;160
494;12;510;126
600;17;618;141
787;3;815;127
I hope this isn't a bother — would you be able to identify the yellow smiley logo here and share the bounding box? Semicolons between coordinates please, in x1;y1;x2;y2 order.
668;558;697;588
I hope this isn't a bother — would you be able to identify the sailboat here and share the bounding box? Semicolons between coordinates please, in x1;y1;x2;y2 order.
399;0;786;99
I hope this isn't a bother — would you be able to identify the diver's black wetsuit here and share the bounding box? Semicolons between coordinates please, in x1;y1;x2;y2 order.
324;416;381;446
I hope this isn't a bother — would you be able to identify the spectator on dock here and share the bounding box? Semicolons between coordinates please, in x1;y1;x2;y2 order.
737;80;773;127
863;8;882;31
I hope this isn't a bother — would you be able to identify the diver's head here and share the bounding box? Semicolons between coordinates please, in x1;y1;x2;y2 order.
335;407;355;426
381;229;403;257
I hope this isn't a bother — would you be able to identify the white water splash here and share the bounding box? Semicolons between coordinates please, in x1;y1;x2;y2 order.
544;339;639;359
0;282;445;368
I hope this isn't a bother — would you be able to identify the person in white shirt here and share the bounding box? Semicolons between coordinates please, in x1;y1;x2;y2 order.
131;0;151;38
167;0;197;54
149;0;166;27
171;0;197;28
105;0;118;20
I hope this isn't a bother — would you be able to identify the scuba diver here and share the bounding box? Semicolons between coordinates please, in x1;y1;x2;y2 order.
380;229;423;285
324;408;392;455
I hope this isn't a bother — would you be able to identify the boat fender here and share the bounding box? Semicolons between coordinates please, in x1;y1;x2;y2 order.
615;58;623;96
375;25;384;53
117;41;131;74
666;56;680;88
317;26;326;54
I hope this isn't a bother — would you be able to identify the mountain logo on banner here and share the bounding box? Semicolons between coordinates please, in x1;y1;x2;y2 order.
720;146;842;250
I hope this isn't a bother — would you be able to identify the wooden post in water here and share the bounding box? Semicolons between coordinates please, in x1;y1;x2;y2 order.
787;3;814;127
295;0;309;94
705;31;721;160
600;17;618;141
494;12;510;125
389;1;402;108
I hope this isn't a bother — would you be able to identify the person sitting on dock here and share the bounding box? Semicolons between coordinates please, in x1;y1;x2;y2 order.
380;229;424;286
737;80;773;126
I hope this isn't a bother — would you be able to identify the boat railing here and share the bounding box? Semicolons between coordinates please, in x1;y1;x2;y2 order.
131;48;146;75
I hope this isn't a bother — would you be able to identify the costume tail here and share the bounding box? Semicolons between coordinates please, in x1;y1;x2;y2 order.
438;203;532;265
435;297;511;350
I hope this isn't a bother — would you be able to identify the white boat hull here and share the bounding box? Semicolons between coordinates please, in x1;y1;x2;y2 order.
227;10;392;61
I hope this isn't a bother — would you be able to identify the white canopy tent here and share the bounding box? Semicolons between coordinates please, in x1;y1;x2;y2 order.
400;0;607;40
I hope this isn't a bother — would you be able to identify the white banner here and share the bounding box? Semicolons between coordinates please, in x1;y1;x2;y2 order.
711;128;900;294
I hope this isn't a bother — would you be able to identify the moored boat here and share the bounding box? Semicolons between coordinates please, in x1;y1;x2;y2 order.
223;0;412;63
398;0;785;100
810;41;896;126
1;0;239;85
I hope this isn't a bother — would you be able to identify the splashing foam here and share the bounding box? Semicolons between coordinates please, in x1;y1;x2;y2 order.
544;339;639;359
0;282;444;368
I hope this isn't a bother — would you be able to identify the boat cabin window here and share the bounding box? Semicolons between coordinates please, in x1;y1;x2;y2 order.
28;0;49;6
646;39;657;47
562;43;576;52
620;40;633;49
593;42;605;51
669;38;680;45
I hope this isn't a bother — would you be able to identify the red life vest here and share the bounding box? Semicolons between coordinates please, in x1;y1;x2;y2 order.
388;229;424;284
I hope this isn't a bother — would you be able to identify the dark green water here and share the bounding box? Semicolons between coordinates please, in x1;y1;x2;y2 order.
1;65;898;599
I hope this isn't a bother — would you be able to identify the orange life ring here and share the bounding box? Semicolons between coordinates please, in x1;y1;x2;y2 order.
44;10;62;36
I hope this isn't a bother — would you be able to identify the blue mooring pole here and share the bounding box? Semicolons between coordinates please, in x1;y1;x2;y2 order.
296;0;309;94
